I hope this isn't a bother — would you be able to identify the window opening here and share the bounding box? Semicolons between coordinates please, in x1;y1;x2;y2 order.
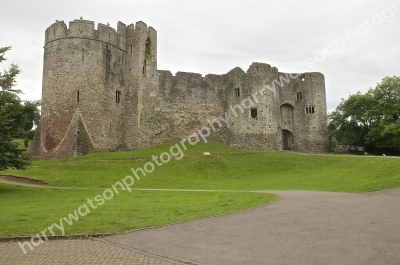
116;90;121;104
296;92;303;100
235;88;240;97
251;108;258;118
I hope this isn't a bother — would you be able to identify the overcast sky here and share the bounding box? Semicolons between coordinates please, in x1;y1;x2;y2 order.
1;0;399;112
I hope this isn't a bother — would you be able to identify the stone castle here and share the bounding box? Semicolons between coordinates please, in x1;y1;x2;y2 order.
29;18;329;158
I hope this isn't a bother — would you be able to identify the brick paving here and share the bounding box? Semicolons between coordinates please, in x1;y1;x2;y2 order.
0;239;196;265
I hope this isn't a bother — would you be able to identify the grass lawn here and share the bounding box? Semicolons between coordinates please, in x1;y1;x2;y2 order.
0;184;276;237
4;142;400;192
1;142;400;237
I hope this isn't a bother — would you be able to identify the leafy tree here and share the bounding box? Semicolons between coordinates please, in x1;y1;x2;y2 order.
329;76;400;155
0;47;34;170
365;77;400;152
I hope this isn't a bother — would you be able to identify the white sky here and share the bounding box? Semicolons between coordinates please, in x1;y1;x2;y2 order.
1;0;399;112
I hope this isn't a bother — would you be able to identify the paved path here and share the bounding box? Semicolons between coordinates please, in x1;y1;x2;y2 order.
1;187;400;264
0;238;195;265
106;189;400;265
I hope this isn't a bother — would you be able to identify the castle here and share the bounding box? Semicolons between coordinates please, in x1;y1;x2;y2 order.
29;18;329;158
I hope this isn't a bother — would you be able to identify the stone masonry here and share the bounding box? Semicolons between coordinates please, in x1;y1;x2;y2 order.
29;18;329;158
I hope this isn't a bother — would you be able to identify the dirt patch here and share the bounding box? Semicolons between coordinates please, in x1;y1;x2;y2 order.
0;175;48;186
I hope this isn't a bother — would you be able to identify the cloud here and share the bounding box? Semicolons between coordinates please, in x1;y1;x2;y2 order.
0;0;399;113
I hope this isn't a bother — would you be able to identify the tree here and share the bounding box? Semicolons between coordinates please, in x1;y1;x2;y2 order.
365;76;400;152
0;47;33;170
329;76;400;155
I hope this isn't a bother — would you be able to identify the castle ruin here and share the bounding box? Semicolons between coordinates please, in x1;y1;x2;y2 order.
29;19;329;158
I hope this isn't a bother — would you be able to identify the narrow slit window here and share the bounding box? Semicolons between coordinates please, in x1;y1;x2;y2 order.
296;92;302;100
77;90;80;103
143;60;146;76
116;90;121;104
82;49;84;61
235;88;240;97
130;45;133;54
251;108;258;118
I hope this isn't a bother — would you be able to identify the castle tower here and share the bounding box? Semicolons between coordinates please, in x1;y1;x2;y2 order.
124;21;159;149
29;19;158;158
278;72;329;153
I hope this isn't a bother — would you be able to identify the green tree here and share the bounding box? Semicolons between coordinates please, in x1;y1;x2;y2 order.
0;47;32;170
365;76;400;152
329;76;400;155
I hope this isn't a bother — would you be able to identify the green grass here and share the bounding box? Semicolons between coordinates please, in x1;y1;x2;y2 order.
12;138;30;150
5;142;400;192
0;184;276;237
1;142;400;237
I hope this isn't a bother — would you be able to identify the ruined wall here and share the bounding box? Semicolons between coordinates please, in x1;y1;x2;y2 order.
155;71;227;145
30;18;329;159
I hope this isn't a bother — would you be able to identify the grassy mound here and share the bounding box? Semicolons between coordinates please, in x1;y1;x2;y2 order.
5;142;400;192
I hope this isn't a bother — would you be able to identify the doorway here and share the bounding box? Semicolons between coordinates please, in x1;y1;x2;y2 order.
282;130;293;150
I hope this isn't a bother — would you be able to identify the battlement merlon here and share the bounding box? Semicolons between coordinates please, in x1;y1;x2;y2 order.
117;21;127;37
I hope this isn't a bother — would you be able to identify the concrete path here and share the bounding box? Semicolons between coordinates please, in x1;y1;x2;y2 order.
106;189;400;265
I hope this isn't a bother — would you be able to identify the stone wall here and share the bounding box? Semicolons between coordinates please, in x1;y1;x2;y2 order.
29;19;330;158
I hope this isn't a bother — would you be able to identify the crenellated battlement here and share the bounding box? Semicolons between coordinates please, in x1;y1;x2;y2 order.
45;19;127;50
44;19;157;52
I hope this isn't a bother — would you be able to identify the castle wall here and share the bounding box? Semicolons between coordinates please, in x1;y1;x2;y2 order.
30;18;330;159
153;71;227;145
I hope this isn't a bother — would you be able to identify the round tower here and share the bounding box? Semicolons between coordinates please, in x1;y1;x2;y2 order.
30;19;157;158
